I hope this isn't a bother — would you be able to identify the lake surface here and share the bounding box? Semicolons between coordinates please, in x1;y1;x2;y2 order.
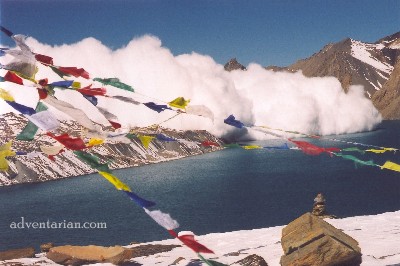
1;121;400;251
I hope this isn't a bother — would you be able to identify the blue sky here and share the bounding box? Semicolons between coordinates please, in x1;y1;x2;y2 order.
0;0;399;66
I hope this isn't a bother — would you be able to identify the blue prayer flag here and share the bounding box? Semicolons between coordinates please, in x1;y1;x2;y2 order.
124;191;156;208
224;115;245;129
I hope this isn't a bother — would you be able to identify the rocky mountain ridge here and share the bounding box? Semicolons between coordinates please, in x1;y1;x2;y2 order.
0;112;223;186
286;32;399;96
227;31;400;119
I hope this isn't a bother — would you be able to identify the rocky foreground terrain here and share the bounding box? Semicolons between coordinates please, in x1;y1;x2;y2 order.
0;210;399;266
0;112;223;186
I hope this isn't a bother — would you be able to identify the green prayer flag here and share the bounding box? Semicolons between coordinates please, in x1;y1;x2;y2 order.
125;133;136;140
73;150;111;172
335;153;378;168
223;143;241;148
93;77;134;92
16;102;48;141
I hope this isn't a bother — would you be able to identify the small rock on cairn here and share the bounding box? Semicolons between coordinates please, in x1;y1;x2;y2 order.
312;192;326;216
312;193;337;219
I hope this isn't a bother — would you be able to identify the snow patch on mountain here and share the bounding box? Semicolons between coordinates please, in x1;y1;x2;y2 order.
376;71;389;80
351;39;393;74
390;42;400;49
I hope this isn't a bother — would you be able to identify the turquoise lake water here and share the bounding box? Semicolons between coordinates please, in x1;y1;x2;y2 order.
1;121;400;251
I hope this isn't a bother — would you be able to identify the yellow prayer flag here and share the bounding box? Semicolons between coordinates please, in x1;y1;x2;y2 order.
168;97;190;109
88;138;104;147
72;81;81;89
242;145;262;150
98;171;131;192
381;161;400;172
384;147;398;152
0;141;13;152
0;142;16;171
0;157;10;171
0;150;16;157
366;149;386;154
366;147;398;154
138;135;155;149
0;88;15;102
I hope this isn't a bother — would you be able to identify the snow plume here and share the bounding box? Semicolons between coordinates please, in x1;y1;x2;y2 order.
1;35;382;140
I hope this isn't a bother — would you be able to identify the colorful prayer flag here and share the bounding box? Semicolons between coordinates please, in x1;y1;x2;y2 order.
47;133;87;150
6;101;36;115
144;209;179;230
290;140;340;156
57;67;90;79
0;88;15;102
27;110;60;131
168;97;190;109
381;161;400;172
98;171;131;192
124;191;156;208
93;77;134;92
73;151;111;172
224;115;245;129
87;138;104;147
156;134;176;142
143;102;172;113
138;135;155;149
4;71;23;85
186;105;214;121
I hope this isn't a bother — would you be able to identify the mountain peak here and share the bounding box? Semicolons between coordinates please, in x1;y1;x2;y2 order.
283;32;399;96
224;58;246;72
375;31;400;49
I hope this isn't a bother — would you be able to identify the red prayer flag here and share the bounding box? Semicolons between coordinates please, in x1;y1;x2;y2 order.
38;78;48;86
290;139;340;156
47;133;87;150
4;71;23;85
35;54;54;65
57;67;90;79
108;120;122;129
37;89;48;99
168;230;214;254
201;141;219;147
77;85;107;96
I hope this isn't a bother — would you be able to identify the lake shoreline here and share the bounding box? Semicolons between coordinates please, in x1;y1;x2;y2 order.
0;113;225;187
0;145;225;189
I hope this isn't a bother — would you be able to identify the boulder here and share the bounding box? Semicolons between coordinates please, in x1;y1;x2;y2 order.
0;247;35;260
46;245;133;265
280;212;361;266
232;254;268;266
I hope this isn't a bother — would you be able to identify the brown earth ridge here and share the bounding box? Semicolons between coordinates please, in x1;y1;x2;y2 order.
225;31;400;119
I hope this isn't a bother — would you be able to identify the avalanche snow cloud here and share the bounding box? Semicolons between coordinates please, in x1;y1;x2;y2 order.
1;35;382;139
